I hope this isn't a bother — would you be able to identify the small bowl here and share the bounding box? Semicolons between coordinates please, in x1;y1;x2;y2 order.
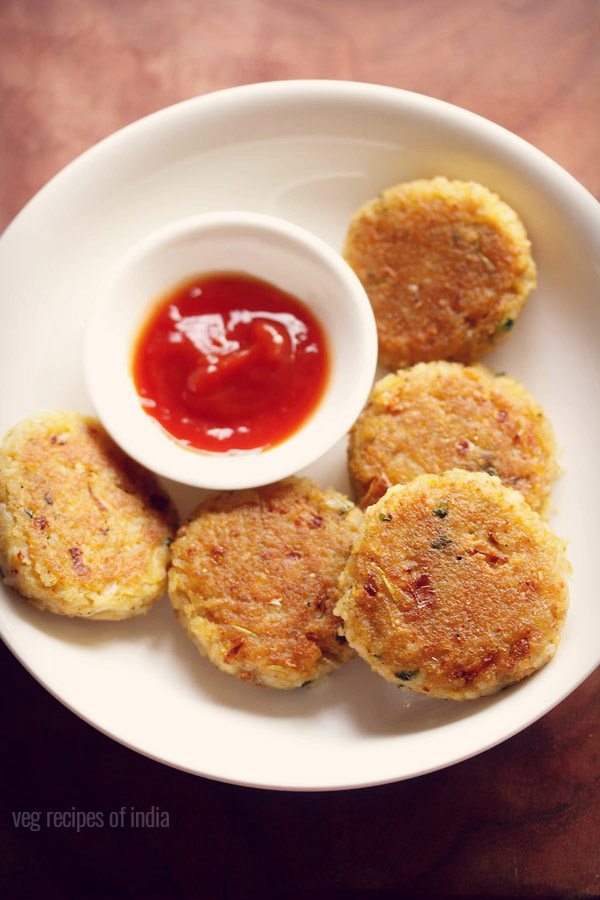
85;211;377;489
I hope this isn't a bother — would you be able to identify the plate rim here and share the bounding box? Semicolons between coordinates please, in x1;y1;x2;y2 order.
3;80;599;246
1;79;599;791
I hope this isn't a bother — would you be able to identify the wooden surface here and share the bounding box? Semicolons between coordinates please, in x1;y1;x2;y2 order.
1;1;599;897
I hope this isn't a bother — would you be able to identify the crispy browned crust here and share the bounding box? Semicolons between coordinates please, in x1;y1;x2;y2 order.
168;477;361;689
348;362;558;514
0;411;177;618
336;471;570;700
344;177;536;368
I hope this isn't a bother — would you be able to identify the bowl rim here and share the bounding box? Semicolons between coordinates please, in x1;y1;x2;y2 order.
84;208;378;489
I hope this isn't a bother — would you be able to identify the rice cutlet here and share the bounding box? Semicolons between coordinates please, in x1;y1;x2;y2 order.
344;176;537;369
0;411;176;619
349;361;558;514
168;476;362;689
335;470;570;701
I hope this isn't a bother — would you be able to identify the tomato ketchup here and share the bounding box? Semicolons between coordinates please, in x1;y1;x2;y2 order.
132;272;329;453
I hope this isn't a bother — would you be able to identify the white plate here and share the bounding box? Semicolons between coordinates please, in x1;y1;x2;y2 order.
1;81;599;791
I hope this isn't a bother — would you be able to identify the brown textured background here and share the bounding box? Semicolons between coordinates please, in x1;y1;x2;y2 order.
1;1;599;898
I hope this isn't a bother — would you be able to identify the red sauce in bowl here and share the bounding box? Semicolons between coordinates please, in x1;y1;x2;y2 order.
132;272;329;453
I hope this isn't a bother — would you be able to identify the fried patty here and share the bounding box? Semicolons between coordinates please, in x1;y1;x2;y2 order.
0;411;176;619
344;176;536;368
349;362;558;514
168;477;361;689
335;470;570;700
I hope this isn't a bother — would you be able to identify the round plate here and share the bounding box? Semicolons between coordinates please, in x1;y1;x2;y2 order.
1;81;598;791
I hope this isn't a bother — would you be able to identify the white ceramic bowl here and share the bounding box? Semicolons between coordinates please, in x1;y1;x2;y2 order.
1;81;599;791
85;211;377;489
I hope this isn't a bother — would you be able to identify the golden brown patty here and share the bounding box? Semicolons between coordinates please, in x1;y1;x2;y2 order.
335;471;570;700
168;477;361;689
344;177;537;368
349;362;558;514
0;411;176;619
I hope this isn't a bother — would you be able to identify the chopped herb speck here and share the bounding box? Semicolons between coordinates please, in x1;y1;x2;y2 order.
501;318;514;331
24;508;34;518
480;461;498;476
395;670;419;681
379;513;392;522
432;501;448;519
431;535;452;550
